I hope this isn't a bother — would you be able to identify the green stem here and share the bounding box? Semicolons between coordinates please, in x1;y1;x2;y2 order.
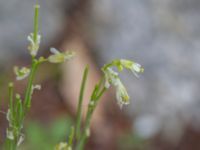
8;83;14;116
68;126;75;148
5;139;15;150
76;82;106;150
75;66;89;141
33;4;40;43
24;59;39;111
96;87;106;101
5;83;16;150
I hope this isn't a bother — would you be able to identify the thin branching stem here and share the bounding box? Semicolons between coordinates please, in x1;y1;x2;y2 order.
76;79;106;150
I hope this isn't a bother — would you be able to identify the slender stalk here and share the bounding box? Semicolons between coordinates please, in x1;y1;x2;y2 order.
5;140;15;150
68;126;75;148
8;83;14;116
76;81;106;150
33;4;39;43
96;87;106;101
76;107;93;150
15;94;23;127
24;59;39;111
75;66;89;141
5;83;16;150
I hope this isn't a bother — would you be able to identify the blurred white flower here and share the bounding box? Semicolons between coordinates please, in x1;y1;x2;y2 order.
48;48;75;63
102;59;143;108
27;33;41;57
130;63;144;77
30;84;41;96
103;68;129;108
115;79;130;108
17;134;25;146
103;68;118;88
120;59;144;77
55;142;71;150
6;129;14;140
14;66;30;80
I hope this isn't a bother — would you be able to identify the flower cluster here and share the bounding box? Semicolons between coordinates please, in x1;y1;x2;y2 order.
14;66;30;80
27;33;41;57
102;59;143;108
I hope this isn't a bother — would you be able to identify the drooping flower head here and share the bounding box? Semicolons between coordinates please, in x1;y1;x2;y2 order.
102;59;143;108
102;67;130;108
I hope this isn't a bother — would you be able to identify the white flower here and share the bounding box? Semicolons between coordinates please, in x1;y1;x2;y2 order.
120;59;144;77
27;33;41;57
130;63;144;77
103;68;118;88
14;66;30;80
55;142;68;150
17;134;25;146
32;84;41;90
48;48;75;63
31;84;41;96
115;79;130;108
102;59;143;108
6;129;14;140
103;68;129;108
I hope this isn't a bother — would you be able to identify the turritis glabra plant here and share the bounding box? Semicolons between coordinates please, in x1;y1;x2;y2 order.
0;3;143;150
2;4;74;150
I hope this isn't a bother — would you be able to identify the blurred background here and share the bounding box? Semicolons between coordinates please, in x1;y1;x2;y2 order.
1;0;200;149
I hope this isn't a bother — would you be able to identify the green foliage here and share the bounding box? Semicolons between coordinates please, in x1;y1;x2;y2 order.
21;117;72;150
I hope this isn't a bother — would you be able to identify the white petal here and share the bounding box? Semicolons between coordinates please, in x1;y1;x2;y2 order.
50;48;60;54
105;80;110;88
17;134;25;146
108;68;118;76
33;84;41;90
58;142;68;149
133;63;141;72
37;34;41;44
6;130;14;140
27;35;34;45
131;69;139;78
